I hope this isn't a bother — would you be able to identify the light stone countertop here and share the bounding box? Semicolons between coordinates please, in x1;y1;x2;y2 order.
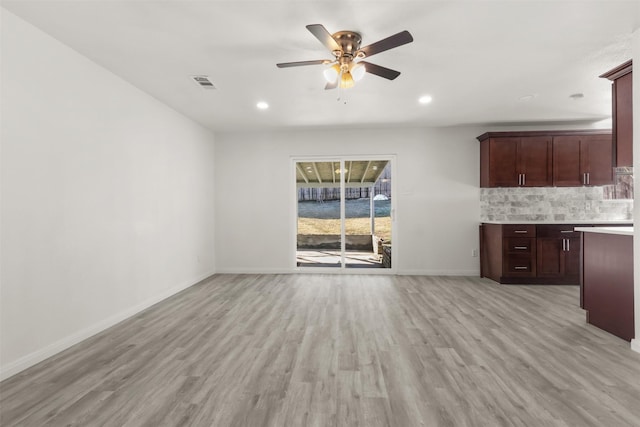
574;226;634;236
481;220;633;225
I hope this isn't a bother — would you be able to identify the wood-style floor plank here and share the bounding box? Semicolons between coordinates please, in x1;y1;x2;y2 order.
2;274;640;426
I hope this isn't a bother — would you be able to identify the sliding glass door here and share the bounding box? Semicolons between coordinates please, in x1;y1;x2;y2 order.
296;160;343;268
295;157;393;270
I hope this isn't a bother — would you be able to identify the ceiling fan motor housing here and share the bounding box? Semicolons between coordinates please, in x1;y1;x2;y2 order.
332;31;363;59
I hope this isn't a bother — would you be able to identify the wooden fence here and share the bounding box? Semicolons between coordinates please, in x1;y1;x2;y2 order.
298;167;391;201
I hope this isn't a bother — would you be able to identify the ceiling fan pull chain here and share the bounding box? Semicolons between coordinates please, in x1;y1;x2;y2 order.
337;69;344;102
339;69;348;104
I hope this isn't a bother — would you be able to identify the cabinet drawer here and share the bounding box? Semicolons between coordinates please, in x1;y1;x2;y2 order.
505;254;535;275
503;224;536;237
536;224;579;238
504;237;534;254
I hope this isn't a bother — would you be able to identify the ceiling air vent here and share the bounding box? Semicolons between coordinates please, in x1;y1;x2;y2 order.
191;75;216;89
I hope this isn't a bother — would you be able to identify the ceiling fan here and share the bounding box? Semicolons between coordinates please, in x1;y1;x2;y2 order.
276;24;414;89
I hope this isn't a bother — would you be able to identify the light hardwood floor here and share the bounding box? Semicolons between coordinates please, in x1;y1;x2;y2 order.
2;274;640;426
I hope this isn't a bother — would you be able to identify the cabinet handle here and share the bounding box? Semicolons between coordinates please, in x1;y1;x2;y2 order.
562;239;566;251
583;173;587;185
513;230;528;234
514;266;528;270
522;174;525;186
514;246;528;250
566;239;570;252
560;230;574;233
587;173;590;185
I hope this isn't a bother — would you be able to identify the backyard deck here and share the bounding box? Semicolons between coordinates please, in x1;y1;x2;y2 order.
296;250;383;268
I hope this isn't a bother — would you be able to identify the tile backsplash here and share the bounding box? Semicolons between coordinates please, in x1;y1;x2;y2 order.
480;186;633;222
603;167;634;200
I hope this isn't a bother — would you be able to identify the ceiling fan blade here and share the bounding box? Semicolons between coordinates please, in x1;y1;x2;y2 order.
276;59;332;68
360;61;401;80
306;24;341;52
324;80;338;90
357;30;413;58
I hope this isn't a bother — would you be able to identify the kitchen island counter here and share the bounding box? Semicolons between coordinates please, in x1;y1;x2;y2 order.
578;226;634;341
575;226;633;236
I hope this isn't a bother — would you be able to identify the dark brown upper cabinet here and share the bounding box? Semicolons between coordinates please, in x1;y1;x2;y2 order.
479;134;552;187
553;134;613;186
478;130;611;188
600;60;632;167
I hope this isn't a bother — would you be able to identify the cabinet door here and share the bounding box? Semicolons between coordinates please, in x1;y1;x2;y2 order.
536;237;580;283
614;72;633;167
562;237;581;281
536;237;563;278
488;138;519;187
536;225;580;284
553;136;582;186
581;135;613;185
518;136;552;186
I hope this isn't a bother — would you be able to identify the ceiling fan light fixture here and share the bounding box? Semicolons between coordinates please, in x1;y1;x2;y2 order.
340;72;355;89
351;63;366;81
323;64;340;83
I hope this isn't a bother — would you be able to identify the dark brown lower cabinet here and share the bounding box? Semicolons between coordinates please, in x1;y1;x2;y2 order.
481;223;538;284
481;223;634;338
536;225;581;284
480;223;626;285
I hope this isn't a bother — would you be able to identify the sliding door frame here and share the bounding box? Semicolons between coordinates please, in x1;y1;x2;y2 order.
291;154;397;274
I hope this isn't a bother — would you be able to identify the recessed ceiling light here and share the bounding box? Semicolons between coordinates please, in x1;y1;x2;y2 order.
256;101;269;110
518;94;538;102
418;95;433;104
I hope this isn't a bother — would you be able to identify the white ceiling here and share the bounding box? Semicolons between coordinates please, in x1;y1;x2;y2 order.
3;1;639;132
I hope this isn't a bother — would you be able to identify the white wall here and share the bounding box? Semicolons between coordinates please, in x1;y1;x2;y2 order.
215;126;483;275
0;10;216;379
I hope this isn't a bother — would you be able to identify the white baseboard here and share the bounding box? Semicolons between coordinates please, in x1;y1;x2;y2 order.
631;338;640;354
397;269;480;276
0;271;215;382
215;268;480;276
214;268;293;275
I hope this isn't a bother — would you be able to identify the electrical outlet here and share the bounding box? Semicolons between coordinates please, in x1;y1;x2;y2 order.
471;249;479;257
